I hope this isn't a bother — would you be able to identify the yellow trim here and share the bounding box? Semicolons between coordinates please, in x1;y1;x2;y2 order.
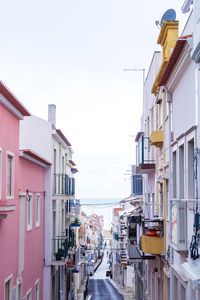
157;21;179;45
152;60;168;94
152;21;178;95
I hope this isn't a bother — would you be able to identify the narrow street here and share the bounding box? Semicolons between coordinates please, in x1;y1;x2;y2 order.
87;252;123;300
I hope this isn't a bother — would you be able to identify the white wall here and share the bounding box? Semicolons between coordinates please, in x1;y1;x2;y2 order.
172;62;195;140
20;115;52;162
143;52;162;132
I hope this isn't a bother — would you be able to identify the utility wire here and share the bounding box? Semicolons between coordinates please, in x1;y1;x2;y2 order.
81;202;120;206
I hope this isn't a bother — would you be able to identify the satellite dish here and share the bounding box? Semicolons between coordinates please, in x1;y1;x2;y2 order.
160;9;176;27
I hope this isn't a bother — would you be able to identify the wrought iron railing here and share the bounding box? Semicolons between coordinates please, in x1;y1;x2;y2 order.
136;134;154;166
52;236;69;261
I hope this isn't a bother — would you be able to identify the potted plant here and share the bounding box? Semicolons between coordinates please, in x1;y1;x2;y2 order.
70;217;81;227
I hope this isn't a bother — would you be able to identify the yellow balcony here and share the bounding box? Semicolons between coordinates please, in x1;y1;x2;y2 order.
150;130;163;147
141;235;164;255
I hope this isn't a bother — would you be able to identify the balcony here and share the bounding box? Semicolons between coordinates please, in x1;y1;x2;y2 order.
170;199;187;252
53;173;68;195
66;199;80;217
141;218;164;255
150;130;163;147
52;236;69;264
136;133;155;174
113;233;119;241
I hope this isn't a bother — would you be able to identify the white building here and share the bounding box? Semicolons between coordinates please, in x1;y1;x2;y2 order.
20;105;81;300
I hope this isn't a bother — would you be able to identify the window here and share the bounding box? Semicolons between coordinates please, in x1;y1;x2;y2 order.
53;149;56;174
165;93;169;118
35;280;39;300
173;151;177;198
180;283;186;300
5;275;12;300
62;156;65;173
17;282;22;300
165;179;169;219
6;153;14;198
158;101;163;128
173;275;178;300
188;139;194;199
179;144;184;198
27;194;33;231
26;289;32;300
152;193;155;217
159;183;163;217
36;195;40;228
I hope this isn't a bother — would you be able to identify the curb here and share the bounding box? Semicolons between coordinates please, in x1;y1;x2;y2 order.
108;278;125;299
108;278;135;300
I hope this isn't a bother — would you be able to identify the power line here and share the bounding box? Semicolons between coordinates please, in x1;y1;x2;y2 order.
81;202;120;206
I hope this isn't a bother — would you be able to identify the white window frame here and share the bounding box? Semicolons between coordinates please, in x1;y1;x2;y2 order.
35;279;39;300
27;193;33;231
158;101;163;129
17;279;23;300
6;151;14;199
0;148;2;200
4;273;13;300
26;288;32;300
35;194;40;228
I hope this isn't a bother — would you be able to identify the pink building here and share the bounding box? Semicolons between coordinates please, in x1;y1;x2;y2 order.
0;82;50;300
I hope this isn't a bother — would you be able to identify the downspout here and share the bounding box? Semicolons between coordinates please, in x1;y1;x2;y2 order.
194;64;199;210
166;91;173;300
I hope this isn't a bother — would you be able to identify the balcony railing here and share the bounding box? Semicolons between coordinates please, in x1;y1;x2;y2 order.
136;134;155;174
66;199;80;216
53;174;75;196
53;173;68;195
52;236;69;261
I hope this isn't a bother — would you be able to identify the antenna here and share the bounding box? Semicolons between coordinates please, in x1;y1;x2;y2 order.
155;20;161;29
160;9;176;27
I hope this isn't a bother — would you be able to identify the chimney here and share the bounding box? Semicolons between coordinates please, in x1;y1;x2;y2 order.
48;104;56;127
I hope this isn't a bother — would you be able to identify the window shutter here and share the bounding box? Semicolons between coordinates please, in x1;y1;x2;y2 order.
65;174;69;195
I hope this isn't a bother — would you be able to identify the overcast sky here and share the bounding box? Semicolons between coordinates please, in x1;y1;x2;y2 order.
0;0;189;199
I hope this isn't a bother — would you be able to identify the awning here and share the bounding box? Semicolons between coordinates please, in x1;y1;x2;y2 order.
118;205;141;217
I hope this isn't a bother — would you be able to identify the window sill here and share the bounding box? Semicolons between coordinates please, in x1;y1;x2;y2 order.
36;223;40;228
6;196;14;200
27;225;32;232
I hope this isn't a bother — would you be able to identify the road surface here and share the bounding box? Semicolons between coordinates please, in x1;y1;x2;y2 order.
87;252;123;300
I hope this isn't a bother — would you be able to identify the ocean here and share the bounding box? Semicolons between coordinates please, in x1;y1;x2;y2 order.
80;198;121;230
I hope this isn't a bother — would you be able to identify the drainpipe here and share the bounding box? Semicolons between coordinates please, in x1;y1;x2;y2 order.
194;64;199;211
166;91;173;300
